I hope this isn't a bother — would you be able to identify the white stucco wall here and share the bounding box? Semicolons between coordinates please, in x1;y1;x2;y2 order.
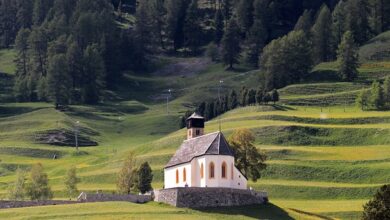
164;155;247;190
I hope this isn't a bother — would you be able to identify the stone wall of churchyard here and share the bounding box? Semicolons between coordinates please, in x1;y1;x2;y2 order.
0;200;78;209
154;187;267;208
78;192;152;203
0;193;152;209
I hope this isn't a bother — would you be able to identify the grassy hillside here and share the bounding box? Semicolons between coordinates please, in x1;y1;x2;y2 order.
0;38;389;219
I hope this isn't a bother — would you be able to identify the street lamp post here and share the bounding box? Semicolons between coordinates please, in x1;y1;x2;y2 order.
75;121;80;151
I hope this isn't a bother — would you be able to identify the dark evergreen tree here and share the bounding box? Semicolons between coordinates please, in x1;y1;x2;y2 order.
235;0;254;34
270;89;279;104
16;0;33;29
311;5;334;63
229;90;238;110
370;0;390;34
136;162;153;194
294;10;312;34
332;0;347;48
81;44;105;104
184;0;202;53
151;0;166;49
197;101;206;116
47;54;71;108
205;102;215;120
0;0;17;48
337;31;359;81
256;88;264;105
345;0;371;44
214;9;224;45
165;0;190;51
240;87;249;106
362;184;390;220
248;89;256;105
14;28;31;101
221;19;241;69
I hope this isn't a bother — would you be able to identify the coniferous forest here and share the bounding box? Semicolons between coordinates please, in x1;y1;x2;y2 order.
1;0;389;107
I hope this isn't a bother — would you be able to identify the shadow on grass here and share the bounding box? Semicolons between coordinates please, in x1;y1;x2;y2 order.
196;203;294;220
0;106;48;118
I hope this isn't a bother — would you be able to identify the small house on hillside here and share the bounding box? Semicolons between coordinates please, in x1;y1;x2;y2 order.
164;113;247;189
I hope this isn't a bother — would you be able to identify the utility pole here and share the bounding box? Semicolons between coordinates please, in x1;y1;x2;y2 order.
218;80;223;131
74;121;79;151
167;89;172;115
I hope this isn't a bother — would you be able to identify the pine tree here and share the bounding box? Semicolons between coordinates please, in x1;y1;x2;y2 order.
25;163;53;201
221;18;241;69
214;9;224;45
64;166;80;199
370;0;390;34
256;88;264;105
240;87;249;106
248;89;256;105
222;0;232;26
16;0;33;29
332;0;347;48
47;54;71;108
117;152;137;194
362;184;390;220
235;0;254;34
165;0;189;51
294;10;312;34
345;0;370;44
311;5;334;63
369;80;384;110
136;162;153;194
134;0;153;54
229;90;238;110
270;89;279;104
184;0;202;54
151;0;166;49
337;31;359;81
82;44;106;104
244;17;268;67
14;28;31;101
0;0;17;48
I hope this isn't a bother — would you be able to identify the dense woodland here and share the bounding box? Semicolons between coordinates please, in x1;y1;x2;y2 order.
0;0;389;107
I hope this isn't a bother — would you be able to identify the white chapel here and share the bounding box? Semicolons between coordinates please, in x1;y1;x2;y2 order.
164;113;247;189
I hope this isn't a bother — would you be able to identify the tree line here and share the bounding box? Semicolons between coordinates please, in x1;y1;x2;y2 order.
8;159;153;201
180;87;279;128
1;0;390;106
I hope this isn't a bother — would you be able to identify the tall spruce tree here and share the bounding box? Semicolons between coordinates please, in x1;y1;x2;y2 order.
184;0;202;53
311;5;334;63
345;0;371;44
370;0;390;34
136;162;153;194
294;10;312;34
235;0;254;34
0;0;17;48
332;0;347;47
214;9;224;45
229;90;238;109
221;18;241;69
337;31;359;81
47;54;71;108
14;28;31;101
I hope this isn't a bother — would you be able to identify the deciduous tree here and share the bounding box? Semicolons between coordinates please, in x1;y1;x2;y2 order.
117;152;137;194
25;163;53;201
228;129;267;182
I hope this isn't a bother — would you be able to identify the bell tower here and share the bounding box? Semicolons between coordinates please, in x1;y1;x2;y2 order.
186;113;205;139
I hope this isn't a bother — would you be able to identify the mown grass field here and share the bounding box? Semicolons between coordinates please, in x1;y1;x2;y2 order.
0;43;389;219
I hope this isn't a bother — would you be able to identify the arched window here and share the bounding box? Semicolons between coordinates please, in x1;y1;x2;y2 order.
176;169;179;184
231;163;234;180
209;162;215;179
183;168;187;182
221;162;227;178
200;163;204;179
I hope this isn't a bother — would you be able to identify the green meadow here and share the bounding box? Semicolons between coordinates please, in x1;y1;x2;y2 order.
0;43;390;219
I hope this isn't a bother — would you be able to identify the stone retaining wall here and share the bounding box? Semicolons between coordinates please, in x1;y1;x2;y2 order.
154;187;267;208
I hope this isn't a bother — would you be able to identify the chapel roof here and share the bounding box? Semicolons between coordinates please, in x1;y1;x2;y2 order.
186;112;204;120
165;131;235;168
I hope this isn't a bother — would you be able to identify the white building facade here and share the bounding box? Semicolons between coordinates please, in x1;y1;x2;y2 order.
164;113;247;190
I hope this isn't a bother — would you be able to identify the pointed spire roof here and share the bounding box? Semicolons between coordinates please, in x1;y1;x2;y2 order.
165;132;234;168
186;112;204;120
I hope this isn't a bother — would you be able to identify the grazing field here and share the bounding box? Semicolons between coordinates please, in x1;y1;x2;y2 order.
0;48;389;219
